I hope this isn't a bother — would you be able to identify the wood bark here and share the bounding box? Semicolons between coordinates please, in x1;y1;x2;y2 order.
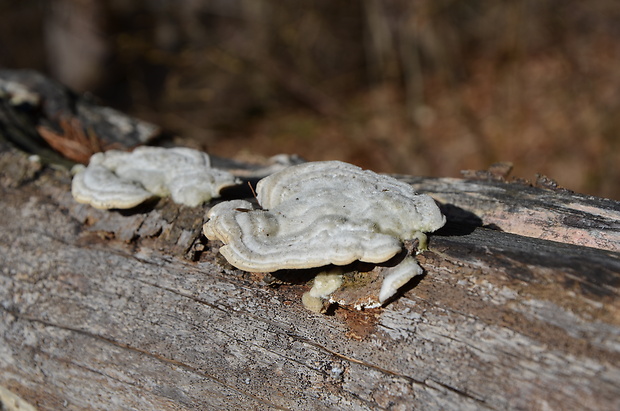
1;71;619;410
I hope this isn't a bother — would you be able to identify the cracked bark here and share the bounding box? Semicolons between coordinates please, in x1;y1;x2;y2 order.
2;143;619;411
1;71;620;410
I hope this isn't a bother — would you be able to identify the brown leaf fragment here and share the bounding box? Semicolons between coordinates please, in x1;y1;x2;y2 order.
37;117;125;163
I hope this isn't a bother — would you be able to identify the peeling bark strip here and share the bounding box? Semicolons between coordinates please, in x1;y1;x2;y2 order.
1;142;619;410
401;176;620;252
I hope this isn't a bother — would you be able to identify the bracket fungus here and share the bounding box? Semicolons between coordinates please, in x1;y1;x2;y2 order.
203;160;446;308
71;147;239;209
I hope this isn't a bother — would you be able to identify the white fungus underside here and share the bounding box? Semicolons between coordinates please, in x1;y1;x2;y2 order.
203;161;446;273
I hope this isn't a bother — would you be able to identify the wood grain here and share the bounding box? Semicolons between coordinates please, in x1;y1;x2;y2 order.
1;143;619;410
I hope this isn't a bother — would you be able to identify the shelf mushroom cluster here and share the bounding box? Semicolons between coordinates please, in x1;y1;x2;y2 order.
71;147;445;310
203;160;446;309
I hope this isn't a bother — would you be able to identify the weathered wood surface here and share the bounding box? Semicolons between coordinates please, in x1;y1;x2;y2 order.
402;175;620;252
1;70;620;410
1;141;619;410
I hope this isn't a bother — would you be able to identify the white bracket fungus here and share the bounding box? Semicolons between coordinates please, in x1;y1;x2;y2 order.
299;259;423;313
322;255;425;311
302;269;344;313
203;161;445;311
378;257;423;304
71;147;239;209
71;163;154;209
204;161;445;273
204;161;445;309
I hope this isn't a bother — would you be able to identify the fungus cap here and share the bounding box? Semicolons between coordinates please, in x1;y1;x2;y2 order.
203;161;445;272
378;257;423;303
71;164;154;210
71;147;239;209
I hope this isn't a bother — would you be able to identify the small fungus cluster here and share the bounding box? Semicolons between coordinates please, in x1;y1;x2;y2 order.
71;147;238;209
204;160;445;310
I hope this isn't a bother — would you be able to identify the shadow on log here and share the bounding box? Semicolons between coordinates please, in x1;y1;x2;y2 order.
1;70;619;410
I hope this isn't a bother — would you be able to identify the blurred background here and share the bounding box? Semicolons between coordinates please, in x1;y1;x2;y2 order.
1;0;619;199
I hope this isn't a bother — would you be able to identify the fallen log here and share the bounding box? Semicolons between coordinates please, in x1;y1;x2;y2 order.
1;70;619;410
